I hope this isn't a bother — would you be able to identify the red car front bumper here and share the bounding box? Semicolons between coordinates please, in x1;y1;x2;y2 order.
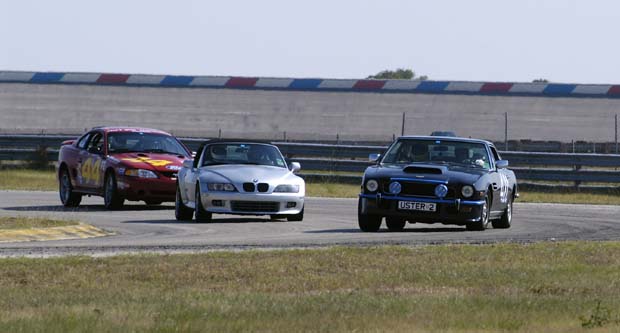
116;175;177;202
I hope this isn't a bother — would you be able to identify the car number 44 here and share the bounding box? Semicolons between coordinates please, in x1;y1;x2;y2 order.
398;201;437;212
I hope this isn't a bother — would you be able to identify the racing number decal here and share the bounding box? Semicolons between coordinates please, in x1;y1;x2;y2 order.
80;158;103;186
499;173;509;204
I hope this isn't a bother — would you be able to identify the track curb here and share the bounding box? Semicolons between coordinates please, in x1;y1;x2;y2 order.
0;223;112;243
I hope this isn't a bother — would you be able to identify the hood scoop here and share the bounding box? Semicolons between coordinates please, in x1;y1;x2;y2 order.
403;165;444;174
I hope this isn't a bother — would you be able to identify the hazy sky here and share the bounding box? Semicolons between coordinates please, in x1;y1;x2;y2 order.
1;0;619;83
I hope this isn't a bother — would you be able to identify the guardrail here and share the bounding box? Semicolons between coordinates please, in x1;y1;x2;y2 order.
1;135;620;191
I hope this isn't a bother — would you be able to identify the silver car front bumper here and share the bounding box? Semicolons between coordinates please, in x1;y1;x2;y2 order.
199;190;304;215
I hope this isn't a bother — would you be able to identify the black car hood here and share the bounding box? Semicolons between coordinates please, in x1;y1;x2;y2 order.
365;163;485;184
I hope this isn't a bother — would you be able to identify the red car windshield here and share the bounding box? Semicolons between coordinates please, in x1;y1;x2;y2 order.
108;132;188;156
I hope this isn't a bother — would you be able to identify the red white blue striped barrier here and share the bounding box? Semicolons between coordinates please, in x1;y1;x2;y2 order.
1;71;619;98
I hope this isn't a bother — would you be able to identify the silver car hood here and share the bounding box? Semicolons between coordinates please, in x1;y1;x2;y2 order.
198;164;302;184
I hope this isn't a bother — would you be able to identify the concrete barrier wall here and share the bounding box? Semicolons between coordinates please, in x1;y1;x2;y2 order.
1;72;619;142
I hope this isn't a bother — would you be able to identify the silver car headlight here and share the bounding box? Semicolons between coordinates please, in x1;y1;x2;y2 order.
125;169;158;179
207;183;236;192
274;184;300;193
461;185;474;198
365;179;379;192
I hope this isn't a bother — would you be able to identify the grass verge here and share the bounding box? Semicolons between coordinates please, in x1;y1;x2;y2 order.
1;243;620;332
0;169;56;191
0;216;78;230
2;169;620;205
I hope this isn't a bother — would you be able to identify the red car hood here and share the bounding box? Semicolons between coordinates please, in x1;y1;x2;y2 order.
111;152;187;172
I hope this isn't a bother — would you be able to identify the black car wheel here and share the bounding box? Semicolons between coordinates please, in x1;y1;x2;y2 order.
104;172;124;210
175;184;194;221
59;167;82;207
358;198;382;232
286;207;304;222
385;217;406;232
194;184;212;223
466;196;489;231
492;196;512;229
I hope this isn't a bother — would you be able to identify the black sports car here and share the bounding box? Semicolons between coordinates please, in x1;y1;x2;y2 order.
358;136;517;232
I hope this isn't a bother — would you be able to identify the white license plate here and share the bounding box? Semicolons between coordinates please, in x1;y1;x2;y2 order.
398;201;437;212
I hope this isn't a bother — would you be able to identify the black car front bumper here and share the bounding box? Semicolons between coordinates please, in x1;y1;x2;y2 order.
359;193;485;225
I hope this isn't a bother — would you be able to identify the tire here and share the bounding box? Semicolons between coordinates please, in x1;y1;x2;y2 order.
492;196;512;229
466;196;489;231
358;198;382;232
386;217;406;232
104;172;124;210
286;207;304;222
59;167;82;207
194;184;212;223
175;184;193;221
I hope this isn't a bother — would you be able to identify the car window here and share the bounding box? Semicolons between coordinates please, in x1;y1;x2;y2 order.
202;143;286;168
382;139;491;170
87;132;104;154
490;146;501;161
77;133;91;149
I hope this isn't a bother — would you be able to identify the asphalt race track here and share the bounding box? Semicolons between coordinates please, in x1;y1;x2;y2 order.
1;190;620;257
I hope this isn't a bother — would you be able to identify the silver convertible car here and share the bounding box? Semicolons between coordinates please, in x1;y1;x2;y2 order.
175;140;305;222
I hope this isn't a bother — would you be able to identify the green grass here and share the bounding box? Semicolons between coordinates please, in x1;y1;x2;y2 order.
1;243;620;332
2;169;620;205
0;169;56;191
0;216;78;230
519;192;620;205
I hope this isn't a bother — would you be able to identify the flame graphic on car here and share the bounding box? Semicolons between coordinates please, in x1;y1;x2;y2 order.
121;157;173;167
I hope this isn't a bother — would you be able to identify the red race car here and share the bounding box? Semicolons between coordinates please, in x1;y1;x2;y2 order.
57;127;192;209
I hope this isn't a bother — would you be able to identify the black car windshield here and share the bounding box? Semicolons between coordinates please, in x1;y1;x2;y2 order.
202;143;287;168
381;139;491;170
107;132;188;156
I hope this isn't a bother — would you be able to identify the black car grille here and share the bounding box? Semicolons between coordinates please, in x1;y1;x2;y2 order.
384;181;455;199
231;201;280;212
243;183;269;192
257;183;269;192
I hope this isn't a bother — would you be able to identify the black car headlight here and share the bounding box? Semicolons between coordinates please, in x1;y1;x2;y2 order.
461;185;474;198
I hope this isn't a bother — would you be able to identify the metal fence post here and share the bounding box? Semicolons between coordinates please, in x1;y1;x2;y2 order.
504;112;508;151
615;114;618;154
401;112;406;136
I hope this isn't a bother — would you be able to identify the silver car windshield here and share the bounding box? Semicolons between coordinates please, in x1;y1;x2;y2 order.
202;143;287;168
382;139;491;170
108;132;188;156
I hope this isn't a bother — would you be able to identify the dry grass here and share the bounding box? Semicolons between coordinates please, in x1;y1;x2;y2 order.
1;243;620;331
0;216;78;230
0;169;57;191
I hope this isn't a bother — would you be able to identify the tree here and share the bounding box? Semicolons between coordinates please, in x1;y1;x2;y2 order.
532;78;549;83
367;68;427;80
